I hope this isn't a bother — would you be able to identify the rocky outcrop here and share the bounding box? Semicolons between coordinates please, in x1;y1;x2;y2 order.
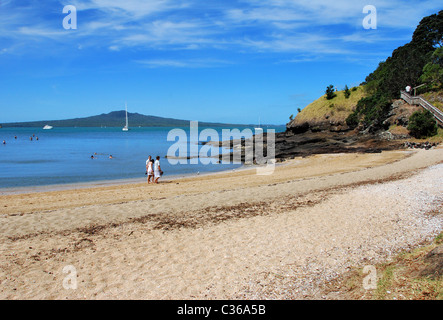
287;99;422;138
273;130;405;160
404;141;439;150
286;121;310;134
286;119;351;135
384;99;421;128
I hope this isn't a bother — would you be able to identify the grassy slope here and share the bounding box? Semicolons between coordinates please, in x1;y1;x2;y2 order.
291;86;365;125
325;232;443;300
421;89;443;112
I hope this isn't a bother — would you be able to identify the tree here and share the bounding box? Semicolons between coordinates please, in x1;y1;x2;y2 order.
346;93;391;130
407;110;438;138
352;11;443;132
344;85;351;99
362;11;443;100
325;85;336;100
412;10;443;50
420;47;443;87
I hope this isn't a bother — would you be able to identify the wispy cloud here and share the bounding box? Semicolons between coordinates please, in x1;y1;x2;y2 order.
17;26;67;38
68;0;188;18
135;58;233;68
0;0;441;64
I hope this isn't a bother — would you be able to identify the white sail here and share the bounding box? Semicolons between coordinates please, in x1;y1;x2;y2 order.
122;102;129;131
255;117;262;134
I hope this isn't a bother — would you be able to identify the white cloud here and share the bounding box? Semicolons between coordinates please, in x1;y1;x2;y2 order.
108;45;119;51
68;0;187;18
135;58;233;68
0;0;441;61
17;26;67;38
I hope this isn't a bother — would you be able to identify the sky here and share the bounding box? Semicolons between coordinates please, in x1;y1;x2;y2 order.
0;1;441;125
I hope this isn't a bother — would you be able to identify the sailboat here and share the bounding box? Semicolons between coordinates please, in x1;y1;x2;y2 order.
122;102;129;131
254;117;263;134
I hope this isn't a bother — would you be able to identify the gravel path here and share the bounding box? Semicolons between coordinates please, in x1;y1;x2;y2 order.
236;164;443;299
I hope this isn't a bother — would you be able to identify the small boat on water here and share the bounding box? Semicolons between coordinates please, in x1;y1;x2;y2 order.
255;117;263;133
122;102;129;131
43;125;53;130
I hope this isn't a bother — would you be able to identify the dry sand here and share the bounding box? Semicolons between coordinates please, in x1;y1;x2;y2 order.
0;147;442;299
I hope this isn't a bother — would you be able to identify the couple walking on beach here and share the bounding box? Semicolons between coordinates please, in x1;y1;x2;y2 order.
146;156;163;184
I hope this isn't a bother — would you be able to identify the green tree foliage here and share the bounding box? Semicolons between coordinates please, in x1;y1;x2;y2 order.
345;112;359;129
353;10;443;130
407;110;438;138
364;11;442;99
420;47;443;87
411;11;443;50
364;42;431;99
344;85;351;99
346;93;391;131
325;85;336;100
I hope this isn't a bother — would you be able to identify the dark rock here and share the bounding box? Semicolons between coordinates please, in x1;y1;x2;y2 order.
329;125;350;133
404;141;439;150
287;121;310;134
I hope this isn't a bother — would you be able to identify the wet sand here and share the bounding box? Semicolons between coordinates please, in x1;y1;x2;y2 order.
0;147;442;299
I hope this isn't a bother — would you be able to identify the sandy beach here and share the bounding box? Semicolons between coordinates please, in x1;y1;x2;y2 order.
0;147;442;299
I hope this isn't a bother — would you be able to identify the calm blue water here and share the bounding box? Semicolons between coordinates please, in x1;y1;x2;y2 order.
0;126;284;189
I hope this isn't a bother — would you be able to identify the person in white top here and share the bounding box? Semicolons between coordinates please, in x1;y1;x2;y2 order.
146;156;153;183
154;156;162;184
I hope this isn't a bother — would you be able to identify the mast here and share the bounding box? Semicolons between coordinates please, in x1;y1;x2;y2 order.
122;102;129;131
125;102;128;128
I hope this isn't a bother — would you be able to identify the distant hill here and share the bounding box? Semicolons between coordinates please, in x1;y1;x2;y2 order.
1;111;251;128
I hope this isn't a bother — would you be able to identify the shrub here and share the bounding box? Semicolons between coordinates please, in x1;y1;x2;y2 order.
346;111;359;129
346;93;392;130
407;110;438;138
356;94;391;128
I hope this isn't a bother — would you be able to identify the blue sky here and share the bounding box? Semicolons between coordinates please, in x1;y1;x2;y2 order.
0;1;441;125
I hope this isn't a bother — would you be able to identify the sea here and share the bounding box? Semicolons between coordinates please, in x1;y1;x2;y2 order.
0;125;285;190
